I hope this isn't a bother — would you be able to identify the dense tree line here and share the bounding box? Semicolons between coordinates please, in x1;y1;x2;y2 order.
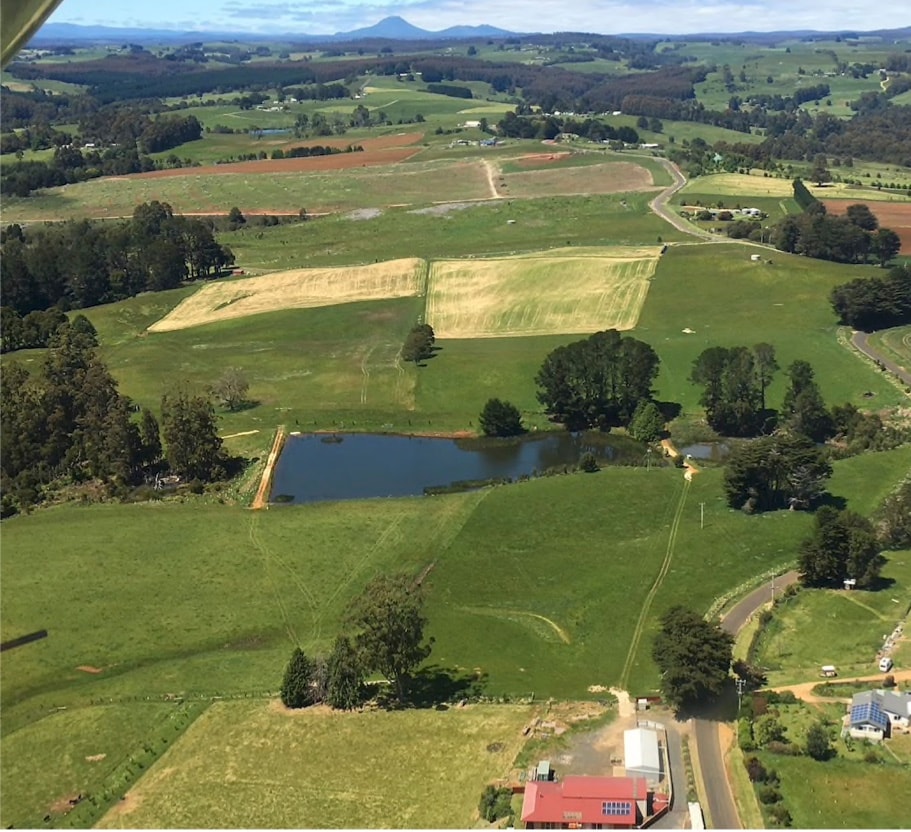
497;111;640;143
0;202;234;319
425;82;473;99
536;329;660;431
2;334;232;514
829;264;911;330
771;199;901;267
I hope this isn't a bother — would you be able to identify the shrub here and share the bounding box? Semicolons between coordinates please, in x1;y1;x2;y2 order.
579;452;599;473
744;755;767;782
766;740;802;756
478;398;524;437
738;717;756;752
479;785;514;823
769;804;792;827
883;674;896;688
758;785;782;804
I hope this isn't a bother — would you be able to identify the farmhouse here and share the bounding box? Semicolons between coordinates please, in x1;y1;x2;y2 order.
845;690;911;742
521;775;652;829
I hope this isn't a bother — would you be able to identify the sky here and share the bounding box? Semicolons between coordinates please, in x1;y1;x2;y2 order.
45;0;911;36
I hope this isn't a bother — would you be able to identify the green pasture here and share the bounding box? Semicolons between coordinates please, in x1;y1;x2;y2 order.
0;701;206;829
225;193;682;272
94;701;533;829
754;543;911;684
753;753;911;829
636;243;909;415
2;439;909;825
868;325;911;373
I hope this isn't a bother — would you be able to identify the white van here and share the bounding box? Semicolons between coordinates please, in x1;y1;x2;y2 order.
879;656;894;673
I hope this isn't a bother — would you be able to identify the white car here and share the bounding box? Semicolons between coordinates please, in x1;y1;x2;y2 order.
879;656;894;673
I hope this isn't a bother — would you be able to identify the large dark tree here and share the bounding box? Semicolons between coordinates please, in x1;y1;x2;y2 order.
798;506;884;588
652;606;733;711
781;360;834;443
345;573;432;703
478;398;523;437
160;387;227;481
830;264;911;330
723;433;832;512
690;345;769;436
536;329;660;430
280;647;317;709
325;635;366;710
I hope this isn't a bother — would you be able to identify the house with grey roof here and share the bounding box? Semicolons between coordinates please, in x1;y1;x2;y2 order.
846;690;911;742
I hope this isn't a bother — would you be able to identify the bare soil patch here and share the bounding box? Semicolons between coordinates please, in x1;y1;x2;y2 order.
130;146;422;180
823;199;911;254
76;665;103;674
49;793;84;816
505;162;656;198
148;258;424;332
513;152;573;168
85;753;107;763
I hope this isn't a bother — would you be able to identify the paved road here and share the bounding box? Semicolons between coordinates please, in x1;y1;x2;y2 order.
692;571;800;829
852;330;911;388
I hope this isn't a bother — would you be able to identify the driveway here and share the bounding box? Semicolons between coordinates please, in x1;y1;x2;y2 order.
851;330;911;388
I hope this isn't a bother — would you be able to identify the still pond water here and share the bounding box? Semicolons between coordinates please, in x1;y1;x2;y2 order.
269;432;640;504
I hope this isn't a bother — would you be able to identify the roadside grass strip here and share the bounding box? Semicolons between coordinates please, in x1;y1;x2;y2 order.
426;247;662;339
147;258;425;332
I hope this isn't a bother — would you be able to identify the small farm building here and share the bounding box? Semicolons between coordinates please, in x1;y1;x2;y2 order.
623;728;662;780
521;776;651;829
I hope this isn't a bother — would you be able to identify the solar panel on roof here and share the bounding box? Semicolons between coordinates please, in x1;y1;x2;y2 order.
602;801;632;816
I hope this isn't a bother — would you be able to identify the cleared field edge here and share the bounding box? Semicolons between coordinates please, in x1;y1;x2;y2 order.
147;258;425;332
426;249;662;339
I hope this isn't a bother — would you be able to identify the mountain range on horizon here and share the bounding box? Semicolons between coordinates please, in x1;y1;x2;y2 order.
27;15;911;47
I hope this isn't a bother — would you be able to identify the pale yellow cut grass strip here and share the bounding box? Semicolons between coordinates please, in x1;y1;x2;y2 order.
148;258;424;332
427;251;660;339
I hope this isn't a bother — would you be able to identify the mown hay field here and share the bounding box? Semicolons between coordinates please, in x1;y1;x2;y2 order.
426;247;662;338
94;701;533;829
148;258;425;332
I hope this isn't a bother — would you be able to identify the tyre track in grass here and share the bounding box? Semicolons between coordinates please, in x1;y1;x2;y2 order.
619;473;692;689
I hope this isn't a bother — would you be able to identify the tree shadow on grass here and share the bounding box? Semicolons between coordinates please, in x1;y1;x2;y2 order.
815;492;848;511
392;664;488;709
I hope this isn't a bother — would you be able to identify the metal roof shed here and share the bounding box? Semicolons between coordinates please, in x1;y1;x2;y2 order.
624;728;661;780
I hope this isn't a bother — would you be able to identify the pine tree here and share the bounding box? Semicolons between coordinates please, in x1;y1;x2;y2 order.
280;647;316;709
326;636;365;710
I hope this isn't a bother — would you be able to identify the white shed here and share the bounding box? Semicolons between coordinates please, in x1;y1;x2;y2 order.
624;727;661;780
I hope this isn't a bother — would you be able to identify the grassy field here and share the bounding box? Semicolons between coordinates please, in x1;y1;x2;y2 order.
637;243;909;414
753;541;911;684
868;325;911;373
224;193;684;272
754;753;911;829
426;247;661;338
0;149;667;223
94;701;534;829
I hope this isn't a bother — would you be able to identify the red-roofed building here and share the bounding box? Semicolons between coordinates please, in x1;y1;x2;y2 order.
521;775;652;829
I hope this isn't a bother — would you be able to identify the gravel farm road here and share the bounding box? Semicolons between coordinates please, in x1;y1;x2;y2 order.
851;330;911;388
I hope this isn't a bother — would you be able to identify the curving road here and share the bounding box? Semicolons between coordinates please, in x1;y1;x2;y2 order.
693;570;800;829
648;158;716;241
852;330;911;388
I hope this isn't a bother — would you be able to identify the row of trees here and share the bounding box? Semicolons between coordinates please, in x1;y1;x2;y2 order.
771;193;901;267
0;328;231;514
1;201;234;319
280;573;432;709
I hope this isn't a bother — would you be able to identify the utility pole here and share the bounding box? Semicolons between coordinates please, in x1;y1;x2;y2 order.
771;575;775;605
736;677;746;713
700;502;705;530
